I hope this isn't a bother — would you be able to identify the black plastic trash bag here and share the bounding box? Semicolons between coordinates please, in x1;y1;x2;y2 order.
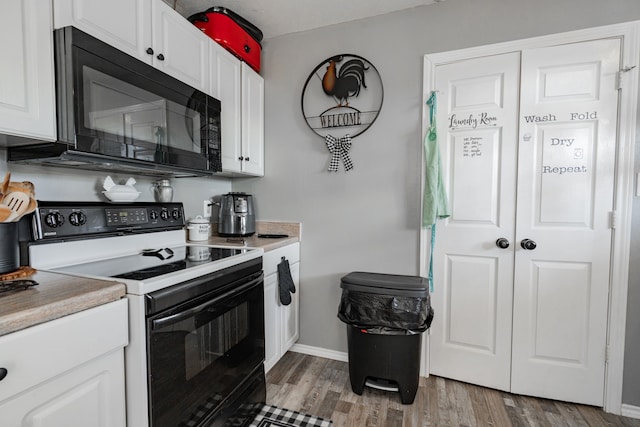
337;272;434;335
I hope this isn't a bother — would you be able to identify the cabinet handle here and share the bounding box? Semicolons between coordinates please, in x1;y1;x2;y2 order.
244;157;250;161
146;47;154;55
238;156;244;161
157;53;165;61
0;367;7;381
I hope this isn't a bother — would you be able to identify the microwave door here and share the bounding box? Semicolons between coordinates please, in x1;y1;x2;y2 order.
64;28;216;172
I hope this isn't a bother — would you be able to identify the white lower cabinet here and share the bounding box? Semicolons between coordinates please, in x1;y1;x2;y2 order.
263;243;300;372
0;299;128;427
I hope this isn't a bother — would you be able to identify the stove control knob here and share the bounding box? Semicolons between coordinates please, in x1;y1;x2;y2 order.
171;209;181;220
45;212;65;228
149;210;159;220
160;209;170;221
69;211;87;226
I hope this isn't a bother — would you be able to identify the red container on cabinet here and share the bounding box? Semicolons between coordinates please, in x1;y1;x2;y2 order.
188;7;262;73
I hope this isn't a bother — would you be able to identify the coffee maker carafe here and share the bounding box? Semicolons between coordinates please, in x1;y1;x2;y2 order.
217;192;256;237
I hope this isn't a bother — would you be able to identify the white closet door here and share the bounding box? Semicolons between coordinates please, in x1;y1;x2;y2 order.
429;38;620;405
429;52;521;391
511;38;620;405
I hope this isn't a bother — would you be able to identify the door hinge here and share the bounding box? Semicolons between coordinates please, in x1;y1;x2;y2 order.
610;211;617;229
616;72;623;90
605;345;610;363
617;66;638;90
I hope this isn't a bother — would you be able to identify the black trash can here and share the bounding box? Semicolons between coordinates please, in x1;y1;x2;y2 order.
338;272;433;404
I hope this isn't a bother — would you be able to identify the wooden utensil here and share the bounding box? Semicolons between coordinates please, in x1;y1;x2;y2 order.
0;172;10;200
2;191;31;221
0;205;11;222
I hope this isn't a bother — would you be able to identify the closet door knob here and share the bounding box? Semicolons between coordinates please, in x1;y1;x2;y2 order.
157;53;165;61
146;47;154;55
520;239;537;250
0;368;8;382
496;238;510;249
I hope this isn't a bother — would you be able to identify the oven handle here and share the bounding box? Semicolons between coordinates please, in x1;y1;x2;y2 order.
151;274;263;329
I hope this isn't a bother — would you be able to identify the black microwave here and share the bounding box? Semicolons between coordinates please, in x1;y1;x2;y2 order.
9;26;221;177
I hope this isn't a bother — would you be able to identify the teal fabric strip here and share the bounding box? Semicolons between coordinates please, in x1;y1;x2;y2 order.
423;91;450;293
429;223;436;293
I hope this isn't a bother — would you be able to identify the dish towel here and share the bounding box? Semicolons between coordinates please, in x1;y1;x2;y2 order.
278;257;296;305
423;91;450;293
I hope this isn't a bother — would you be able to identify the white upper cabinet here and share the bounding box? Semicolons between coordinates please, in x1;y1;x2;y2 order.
241;62;265;176
0;0;56;142
151;0;209;92
54;0;209;93
211;43;243;172
211;42;264;177
53;0;151;62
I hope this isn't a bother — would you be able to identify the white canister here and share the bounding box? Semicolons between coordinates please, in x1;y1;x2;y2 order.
187;216;211;241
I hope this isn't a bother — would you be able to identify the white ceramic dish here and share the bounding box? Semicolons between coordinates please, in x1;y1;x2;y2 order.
102;190;141;202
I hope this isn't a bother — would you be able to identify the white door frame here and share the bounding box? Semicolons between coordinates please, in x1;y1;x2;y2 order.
419;21;640;414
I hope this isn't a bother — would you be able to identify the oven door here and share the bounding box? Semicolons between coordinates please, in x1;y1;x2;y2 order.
146;273;264;427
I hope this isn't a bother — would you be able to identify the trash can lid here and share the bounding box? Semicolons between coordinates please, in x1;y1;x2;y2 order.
340;271;429;296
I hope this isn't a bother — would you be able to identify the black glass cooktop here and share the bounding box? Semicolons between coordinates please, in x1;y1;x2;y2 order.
53;246;244;281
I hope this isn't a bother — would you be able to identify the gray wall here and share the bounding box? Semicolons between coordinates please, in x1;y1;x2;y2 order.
232;0;640;406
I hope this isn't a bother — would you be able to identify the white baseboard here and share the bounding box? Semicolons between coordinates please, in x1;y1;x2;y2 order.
289;343;348;362
621;404;640;420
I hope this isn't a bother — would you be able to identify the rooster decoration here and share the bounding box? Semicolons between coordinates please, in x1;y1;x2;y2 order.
321;57;369;106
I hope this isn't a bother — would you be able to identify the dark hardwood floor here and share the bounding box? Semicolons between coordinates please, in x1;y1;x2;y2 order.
266;351;640;427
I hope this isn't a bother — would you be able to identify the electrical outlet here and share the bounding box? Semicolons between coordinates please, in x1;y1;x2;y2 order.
203;200;212;218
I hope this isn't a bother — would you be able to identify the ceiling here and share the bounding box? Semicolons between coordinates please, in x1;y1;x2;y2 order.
171;0;443;40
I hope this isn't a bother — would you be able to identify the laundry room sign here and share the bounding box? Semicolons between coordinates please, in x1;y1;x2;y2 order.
448;112;498;129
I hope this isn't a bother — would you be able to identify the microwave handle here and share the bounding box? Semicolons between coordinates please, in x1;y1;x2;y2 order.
151;275;262;329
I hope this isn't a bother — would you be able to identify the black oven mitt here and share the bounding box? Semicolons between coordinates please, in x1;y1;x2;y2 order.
277;257;296;306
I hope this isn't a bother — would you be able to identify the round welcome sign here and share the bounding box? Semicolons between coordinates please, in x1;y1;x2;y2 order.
301;54;383;139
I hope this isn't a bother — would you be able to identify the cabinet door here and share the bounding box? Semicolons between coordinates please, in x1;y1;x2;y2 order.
0;0;56;141
241;63;265;176
215;47;243;173
54;0;152;64
0;350;126;427
152;0;209;93
264;273;281;373
281;262;300;352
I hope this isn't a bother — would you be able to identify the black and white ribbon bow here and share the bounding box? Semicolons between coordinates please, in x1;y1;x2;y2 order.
325;134;353;172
